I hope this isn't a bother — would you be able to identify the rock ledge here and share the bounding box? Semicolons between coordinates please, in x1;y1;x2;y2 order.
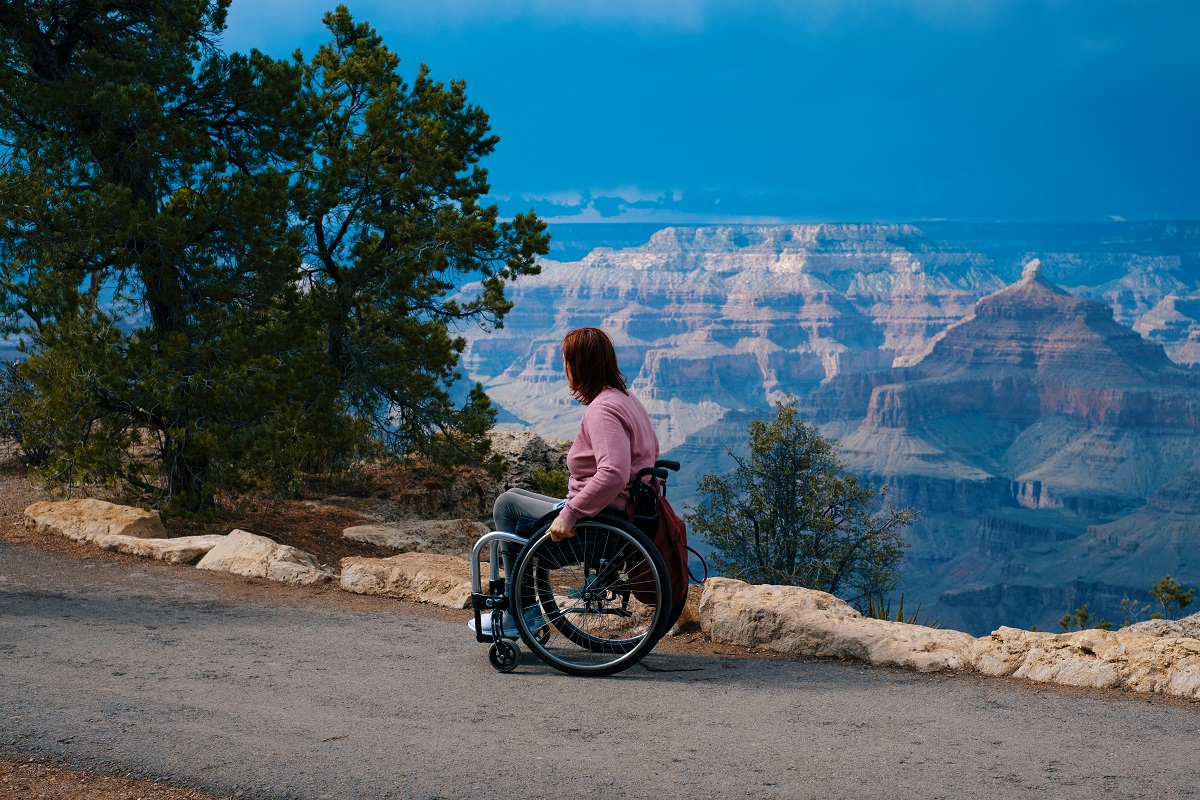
340;553;472;608
196;529;334;585
699;578;1200;698
24;499;166;543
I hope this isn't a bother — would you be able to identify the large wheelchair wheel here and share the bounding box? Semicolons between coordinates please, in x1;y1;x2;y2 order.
509;513;671;677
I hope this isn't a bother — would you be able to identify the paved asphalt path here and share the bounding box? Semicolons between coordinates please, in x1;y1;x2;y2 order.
1;540;1197;800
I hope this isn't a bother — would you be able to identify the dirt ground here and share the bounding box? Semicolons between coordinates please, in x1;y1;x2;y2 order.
0;757;230;800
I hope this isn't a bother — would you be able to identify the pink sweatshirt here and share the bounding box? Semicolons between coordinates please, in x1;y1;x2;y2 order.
560;388;660;527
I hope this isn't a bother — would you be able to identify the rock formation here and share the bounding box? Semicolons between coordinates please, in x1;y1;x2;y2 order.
95;533;227;564
487;429;570;491
339;552;473;608
698;578;1200;699
196;529;335;585
971;626;1200;697
801;263;1200;633
700;577;976;672
464;222;1200;446
1124;610;1200;639
24;499;166;543
463;224;1001;449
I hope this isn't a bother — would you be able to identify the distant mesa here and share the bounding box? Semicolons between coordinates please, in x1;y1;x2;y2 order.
463;222;1004;448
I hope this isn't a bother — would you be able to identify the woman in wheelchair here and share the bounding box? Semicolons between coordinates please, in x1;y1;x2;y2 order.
493;326;659;544
474;327;677;675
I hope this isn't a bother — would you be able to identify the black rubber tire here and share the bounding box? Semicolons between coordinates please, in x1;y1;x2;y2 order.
509;513;671;677
488;639;520;672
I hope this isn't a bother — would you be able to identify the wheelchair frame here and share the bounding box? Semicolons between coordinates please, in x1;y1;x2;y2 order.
470;460;681;676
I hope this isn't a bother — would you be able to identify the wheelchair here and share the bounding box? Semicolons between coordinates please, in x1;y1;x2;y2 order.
469;459;685;677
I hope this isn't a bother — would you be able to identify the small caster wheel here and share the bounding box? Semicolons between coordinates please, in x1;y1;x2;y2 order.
534;625;551;645
489;639;520;672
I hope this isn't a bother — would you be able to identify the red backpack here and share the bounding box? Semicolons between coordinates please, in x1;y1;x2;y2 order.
626;470;705;607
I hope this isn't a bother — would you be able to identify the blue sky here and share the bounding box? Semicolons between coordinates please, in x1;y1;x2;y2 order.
222;0;1200;223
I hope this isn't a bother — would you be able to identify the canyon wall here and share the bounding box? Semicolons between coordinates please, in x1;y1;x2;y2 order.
804;261;1200;633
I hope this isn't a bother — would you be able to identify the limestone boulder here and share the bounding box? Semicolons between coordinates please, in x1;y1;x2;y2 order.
971;626;1200;697
1123;611;1200;639
196;529;334;585
343;519;489;560
339;553;472;609
699;577;975;672
488;429;571;491
1122;636;1200;697
95;534;227;564
969;626;1053;677
23;499;166;543
971;627;1125;689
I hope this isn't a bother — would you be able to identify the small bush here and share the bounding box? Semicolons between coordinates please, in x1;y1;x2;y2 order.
532;467;568;498
1149;575;1194;620
1120;596;1153;628
1058;604;1112;632
0;360;51;467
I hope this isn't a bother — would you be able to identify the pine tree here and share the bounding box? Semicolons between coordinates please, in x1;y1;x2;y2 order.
687;397;915;603
292;8;546;461
0;2;545;511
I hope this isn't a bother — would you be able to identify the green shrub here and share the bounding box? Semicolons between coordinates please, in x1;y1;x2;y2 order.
1058;604;1112;632
532;467;568;498
1149;575;1194;620
687;397;915;603
858;594;940;628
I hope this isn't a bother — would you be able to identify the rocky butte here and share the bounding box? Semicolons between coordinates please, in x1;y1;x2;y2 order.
460;222;1200;634
804;259;1200;633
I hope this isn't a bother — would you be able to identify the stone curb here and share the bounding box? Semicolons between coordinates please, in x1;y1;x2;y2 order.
25;500;1200;698
699;577;1200;699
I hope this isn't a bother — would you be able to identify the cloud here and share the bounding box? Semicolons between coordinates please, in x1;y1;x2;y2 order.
513;189;586;206
221;0;1200;222
490;186;798;224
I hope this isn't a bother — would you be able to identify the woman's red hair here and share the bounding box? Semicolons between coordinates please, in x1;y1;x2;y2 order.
562;328;627;405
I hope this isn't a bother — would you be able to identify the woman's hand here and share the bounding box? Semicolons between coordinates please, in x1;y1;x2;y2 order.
548;516;575;542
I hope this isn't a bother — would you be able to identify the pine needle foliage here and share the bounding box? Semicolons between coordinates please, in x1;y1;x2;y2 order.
1148;575;1194;621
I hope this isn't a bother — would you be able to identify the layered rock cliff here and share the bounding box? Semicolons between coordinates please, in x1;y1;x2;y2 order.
464;223;1200;445
463;224;1003;448
803;261;1200;633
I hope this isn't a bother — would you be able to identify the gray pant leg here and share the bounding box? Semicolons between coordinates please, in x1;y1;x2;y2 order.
492;488;562;577
492;487;561;534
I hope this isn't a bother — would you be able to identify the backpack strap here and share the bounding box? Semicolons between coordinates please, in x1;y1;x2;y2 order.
685;545;709;584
